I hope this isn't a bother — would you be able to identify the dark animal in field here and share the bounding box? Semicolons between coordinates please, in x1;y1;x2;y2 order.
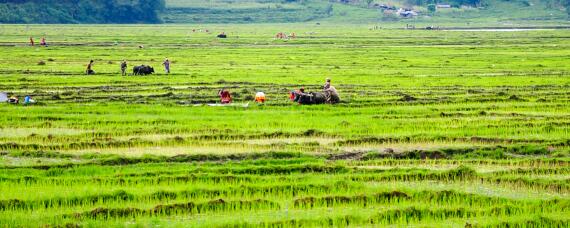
217;34;227;38
133;65;154;75
290;91;327;105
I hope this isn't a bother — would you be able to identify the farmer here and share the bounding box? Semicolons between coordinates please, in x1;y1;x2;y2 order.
24;96;36;105
323;78;331;90
325;86;340;104
8;96;19;104
290;87;307;103
255;92;266;103
323;78;337;102
29;37;34;46
162;57;170;74
218;88;232;104
40;37;46;46
86;60;95;75
120;60;128;76
289;90;299;101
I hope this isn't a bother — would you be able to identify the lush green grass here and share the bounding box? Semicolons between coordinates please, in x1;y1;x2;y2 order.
0;158;568;226
0;24;569;226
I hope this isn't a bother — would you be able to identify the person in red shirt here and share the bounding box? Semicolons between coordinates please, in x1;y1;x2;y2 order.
29;37;34;46
218;88;232;104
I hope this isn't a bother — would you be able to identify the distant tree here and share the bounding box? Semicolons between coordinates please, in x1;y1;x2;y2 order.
566;0;570;18
562;0;570;19
428;4;436;15
325;4;333;15
406;0;426;6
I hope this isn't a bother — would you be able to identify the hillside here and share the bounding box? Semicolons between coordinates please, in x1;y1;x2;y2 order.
0;0;165;24
162;0;570;25
0;0;568;24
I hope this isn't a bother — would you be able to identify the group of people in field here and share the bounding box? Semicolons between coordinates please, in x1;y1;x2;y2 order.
29;37;47;47
275;32;296;40
85;58;171;75
289;78;340;104
218;78;339;105
2;93;36;105
24;36;339;106
28;37;171;76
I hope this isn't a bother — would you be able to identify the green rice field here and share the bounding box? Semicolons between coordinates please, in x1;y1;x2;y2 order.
0;24;569;227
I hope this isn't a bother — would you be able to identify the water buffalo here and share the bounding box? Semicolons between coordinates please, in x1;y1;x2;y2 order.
290;91;327;105
133;65;154;75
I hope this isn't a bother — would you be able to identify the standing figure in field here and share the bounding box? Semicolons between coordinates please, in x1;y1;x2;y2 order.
40;37;47;46
323;78;332;102
162;57;170;74
322;78;340;104
86;60;95;75
120;60;128;76
325;85;340;104
29;37;34;46
219;88;232;104
323;78;331;90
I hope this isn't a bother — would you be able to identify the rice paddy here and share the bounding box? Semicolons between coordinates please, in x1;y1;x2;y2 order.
0;24;569;227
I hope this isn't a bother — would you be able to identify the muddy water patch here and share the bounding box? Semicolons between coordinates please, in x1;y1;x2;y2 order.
68;145;276;157
0;128;89;138
237;137;343;146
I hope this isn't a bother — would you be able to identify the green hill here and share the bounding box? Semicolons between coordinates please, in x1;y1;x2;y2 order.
162;0;570;25
0;0;165;24
0;0;568;24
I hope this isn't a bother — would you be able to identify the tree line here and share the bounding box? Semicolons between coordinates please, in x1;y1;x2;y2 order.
0;0;165;23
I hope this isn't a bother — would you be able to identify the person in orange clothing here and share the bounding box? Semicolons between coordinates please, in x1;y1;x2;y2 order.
255;92;266;103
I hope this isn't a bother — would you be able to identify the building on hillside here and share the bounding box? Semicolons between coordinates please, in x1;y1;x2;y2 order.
397;8;418;18
436;4;452;8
